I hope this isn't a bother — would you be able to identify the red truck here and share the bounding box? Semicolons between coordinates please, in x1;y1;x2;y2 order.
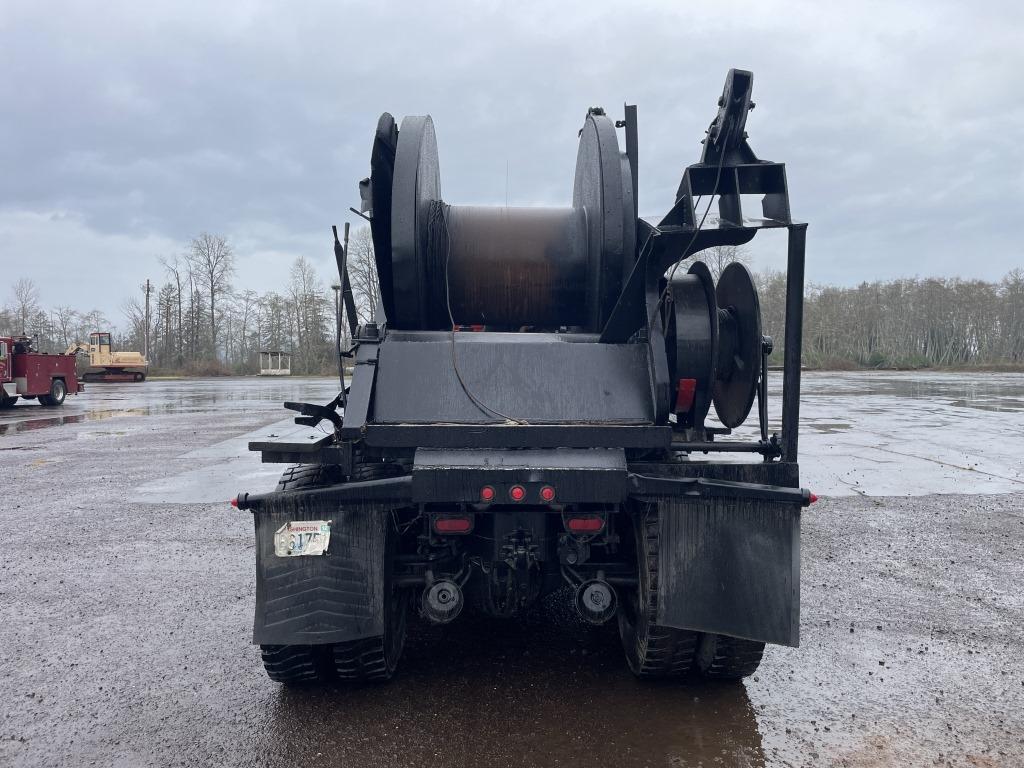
0;336;82;408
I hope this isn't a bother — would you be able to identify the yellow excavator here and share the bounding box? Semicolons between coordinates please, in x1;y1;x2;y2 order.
66;332;149;382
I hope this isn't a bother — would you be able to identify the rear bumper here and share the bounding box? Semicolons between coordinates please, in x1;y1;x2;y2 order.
237;450;806;649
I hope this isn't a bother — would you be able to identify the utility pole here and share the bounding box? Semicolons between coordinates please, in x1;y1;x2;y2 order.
143;278;152;361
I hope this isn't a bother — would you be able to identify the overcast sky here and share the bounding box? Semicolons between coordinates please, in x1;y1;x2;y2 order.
2;0;1022;320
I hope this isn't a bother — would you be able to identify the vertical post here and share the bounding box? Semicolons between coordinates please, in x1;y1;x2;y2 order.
144;278;152;361
781;224;807;463
624;104;639;222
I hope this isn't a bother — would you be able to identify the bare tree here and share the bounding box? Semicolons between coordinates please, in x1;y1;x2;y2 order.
53;306;78;348
347;226;380;322
11;278;40;334
160;255;187;367
694;245;752;283
187;233;235;360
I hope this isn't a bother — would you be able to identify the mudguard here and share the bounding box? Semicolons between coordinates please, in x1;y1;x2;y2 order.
251;492;391;646
655;495;801;647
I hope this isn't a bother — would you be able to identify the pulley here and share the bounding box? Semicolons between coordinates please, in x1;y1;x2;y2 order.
666;261;763;430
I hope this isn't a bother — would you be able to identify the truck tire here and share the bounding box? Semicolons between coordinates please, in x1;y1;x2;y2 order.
618;503;700;678
260;644;335;685
260;461;409;684
39;379;66;407
695;633;765;680
332;455;409;682
0;395;17;408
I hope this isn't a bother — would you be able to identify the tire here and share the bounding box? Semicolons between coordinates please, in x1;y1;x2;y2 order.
41;379;66;407
0;395;19;408
618;503;700;678
260;460;408;684
275;463;343;491
695;633;765;680
333;456;408;682
260;644;335;685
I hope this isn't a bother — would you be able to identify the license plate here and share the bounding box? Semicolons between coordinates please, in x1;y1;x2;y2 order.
273;520;331;557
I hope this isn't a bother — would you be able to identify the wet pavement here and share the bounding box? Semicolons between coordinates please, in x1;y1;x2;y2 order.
1;373;1022;767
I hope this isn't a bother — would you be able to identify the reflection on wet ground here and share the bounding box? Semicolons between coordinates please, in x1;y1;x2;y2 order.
2;372;1022;497
252;601;765;767
0;376;342;435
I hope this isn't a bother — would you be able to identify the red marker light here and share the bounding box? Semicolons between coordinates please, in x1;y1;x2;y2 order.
480;486;495;502
434;516;473;534
509;485;526;502
230;497;238;508
566;516;604;533
809;492;818;504
675;378;697;413
540;485;556;502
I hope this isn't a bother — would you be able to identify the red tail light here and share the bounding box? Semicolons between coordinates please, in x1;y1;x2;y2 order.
566;515;604;533
434;516;473;534
509;485;526;502
540;485;556;502
480;486;495;502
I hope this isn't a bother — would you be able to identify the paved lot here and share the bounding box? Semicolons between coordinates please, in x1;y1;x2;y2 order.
1;374;1022;767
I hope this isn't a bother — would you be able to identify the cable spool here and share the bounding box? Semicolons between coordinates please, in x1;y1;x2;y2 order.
665;261;763;430
373;111;636;331
713;263;762;429
666;261;718;427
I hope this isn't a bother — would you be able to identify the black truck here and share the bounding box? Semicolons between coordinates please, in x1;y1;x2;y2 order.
236;69;813;684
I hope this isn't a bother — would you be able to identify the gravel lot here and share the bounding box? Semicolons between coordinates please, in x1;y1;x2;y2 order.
1;375;1021;767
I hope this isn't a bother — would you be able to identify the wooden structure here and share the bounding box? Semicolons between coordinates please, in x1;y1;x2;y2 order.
259;350;292;376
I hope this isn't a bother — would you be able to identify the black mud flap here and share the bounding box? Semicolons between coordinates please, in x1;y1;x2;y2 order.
655;496;801;647
251;492;391;646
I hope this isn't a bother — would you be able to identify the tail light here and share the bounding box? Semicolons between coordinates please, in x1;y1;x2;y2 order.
565;515;604;534
539;485;556;502
433;515;474;534
480;485;496;502
509;485;526;502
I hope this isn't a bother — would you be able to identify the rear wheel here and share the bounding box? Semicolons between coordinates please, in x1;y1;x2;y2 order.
39;379;66;407
695;633;765;680
0;395;18;408
618;503;700;678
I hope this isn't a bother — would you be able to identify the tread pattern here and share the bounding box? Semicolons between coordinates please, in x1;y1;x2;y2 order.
260;644;334;685
696;634;765;680
332;637;396;682
621;505;700;678
276;463;342;491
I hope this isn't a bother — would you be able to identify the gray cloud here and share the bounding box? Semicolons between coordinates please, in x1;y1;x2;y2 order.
2;0;1022;317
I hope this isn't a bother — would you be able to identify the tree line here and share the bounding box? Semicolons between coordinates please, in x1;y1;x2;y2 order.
3;236;1022;373
755;268;1024;369
0;228;380;376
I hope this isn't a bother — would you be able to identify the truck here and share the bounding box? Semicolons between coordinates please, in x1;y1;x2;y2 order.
66;331;149;382
235;69;814;685
0;336;82;407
